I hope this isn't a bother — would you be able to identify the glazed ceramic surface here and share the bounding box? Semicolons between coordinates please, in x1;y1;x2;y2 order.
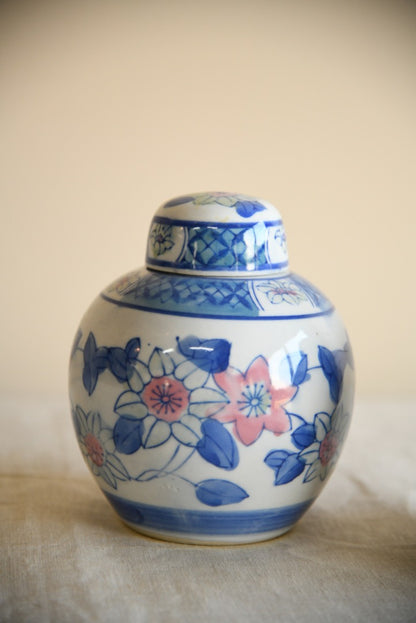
69;192;354;544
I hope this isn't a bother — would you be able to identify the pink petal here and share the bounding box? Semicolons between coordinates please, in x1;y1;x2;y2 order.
214;367;245;403
213;403;239;423
263;409;291;435
270;385;297;408
234;416;264;445
244;356;271;388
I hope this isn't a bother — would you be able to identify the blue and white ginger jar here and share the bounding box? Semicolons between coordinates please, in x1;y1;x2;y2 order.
69;192;355;544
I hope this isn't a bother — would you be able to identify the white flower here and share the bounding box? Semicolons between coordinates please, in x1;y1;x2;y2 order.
73;406;130;489
257;280;307;305
299;405;350;482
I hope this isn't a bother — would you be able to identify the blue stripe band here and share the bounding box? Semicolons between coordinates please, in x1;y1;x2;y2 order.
104;492;314;535
146;257;289;272
152;216;283;228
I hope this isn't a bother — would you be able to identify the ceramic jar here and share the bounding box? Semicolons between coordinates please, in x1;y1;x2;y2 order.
69;192;354;544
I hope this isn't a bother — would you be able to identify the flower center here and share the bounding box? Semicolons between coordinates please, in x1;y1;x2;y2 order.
272;287;297;296
319;431;338;466
84;433;105;466
143;376;189;422
237;383;271;418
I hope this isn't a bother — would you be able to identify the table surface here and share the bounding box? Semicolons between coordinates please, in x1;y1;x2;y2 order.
1;395;415;623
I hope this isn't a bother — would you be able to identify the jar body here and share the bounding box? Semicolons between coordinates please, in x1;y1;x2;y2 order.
69;268;354;544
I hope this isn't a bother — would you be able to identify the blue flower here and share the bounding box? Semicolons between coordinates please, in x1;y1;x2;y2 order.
274;226;287;253
149;223;175;256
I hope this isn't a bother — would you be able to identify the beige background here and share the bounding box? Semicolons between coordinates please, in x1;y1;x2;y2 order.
0;0;415;397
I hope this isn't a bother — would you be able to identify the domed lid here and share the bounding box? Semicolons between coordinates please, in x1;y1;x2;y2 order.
146;192;289;277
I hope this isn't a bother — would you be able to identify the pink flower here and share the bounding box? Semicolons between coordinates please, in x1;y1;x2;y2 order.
213;356;296;445
84;433;105;467
319;431;338;467
142;376;189;422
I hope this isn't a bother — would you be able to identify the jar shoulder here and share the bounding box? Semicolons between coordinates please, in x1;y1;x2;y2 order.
99;267;334;321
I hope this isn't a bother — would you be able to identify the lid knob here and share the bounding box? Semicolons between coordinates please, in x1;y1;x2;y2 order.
146;192;289;277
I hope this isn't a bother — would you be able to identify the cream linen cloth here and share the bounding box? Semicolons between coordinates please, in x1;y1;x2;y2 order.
1;395;415;623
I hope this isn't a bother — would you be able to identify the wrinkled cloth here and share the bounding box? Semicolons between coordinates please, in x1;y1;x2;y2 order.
1;395;415;623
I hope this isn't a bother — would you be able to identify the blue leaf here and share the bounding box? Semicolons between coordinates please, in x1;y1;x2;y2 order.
108;348;129;382
164;195;194;208
264;450;305;485
333;344;354;375
280;351;309;387
274;454;305;485
264;449;290;470
318;346;335;375
292;353;308;385
95;347;108;373
318;346;342;403
125;338;141;363
82;332;108;395
195;479;249;506
234;200;266;218
196;420;238;470
177;335;231;373
82;361;97;396
113;416;143;454
292;423;315;449
83;331;96;362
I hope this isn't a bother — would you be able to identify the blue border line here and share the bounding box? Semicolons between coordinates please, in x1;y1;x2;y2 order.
100;293;334;320
146;257;289;272
152;216;283;228
104;492;314;535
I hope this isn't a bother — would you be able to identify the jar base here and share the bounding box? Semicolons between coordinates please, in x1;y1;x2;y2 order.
120;519;293;545
104;491;314;545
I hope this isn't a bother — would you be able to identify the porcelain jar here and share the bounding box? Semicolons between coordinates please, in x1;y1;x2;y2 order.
69;192;354;544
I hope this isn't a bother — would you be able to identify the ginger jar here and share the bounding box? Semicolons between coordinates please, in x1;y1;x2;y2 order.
69;192;354;544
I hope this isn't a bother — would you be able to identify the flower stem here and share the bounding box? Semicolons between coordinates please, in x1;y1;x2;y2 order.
135;446;196;483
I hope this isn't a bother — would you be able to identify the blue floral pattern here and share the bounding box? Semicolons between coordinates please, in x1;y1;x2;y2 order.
163;193;266;218
71;331;353;506
149;223;175;256
256;279;307;305
274;225;287;254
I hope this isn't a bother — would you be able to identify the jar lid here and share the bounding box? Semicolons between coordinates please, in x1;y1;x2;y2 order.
146;192;289;277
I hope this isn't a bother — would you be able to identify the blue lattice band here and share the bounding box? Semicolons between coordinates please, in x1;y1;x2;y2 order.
146;216;289;274
102;268;333;320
